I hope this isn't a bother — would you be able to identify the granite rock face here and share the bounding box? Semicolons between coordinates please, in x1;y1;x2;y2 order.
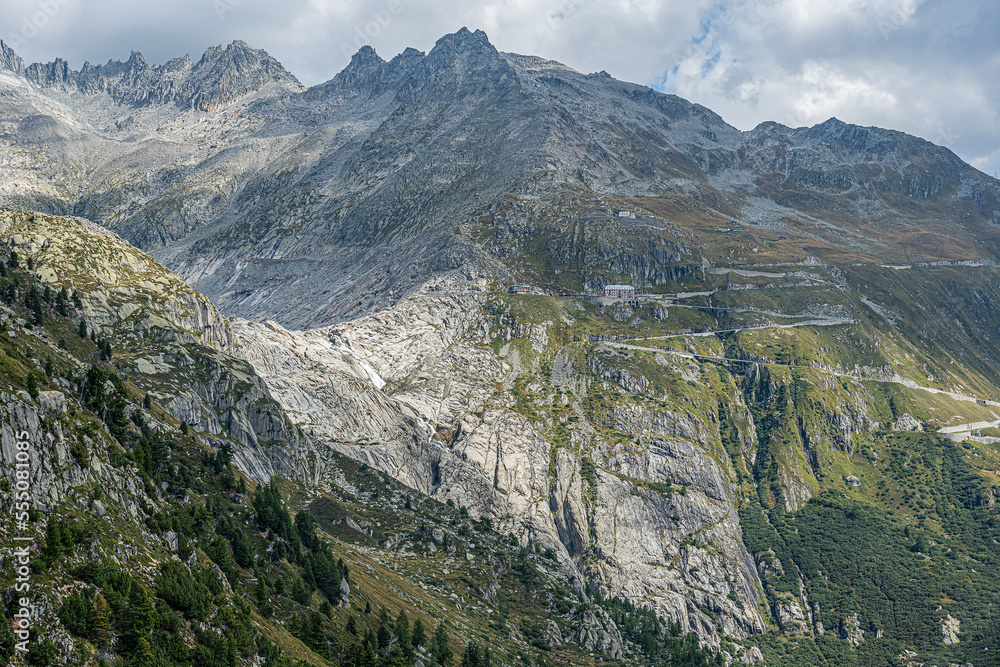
233;273;768;644
941;614;960;645
0;389;154;532
0;40;24;75
839;613;865;648
892;413;923;431
0;210;316;486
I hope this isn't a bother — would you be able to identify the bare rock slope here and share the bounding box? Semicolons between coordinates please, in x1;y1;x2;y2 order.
233;273;768;641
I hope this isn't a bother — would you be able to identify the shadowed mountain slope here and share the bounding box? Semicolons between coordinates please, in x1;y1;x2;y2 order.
2;29;995;328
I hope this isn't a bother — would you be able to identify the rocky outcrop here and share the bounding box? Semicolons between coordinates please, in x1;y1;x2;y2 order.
583;465;765;640
137;340;314;485
0;387;171;667
756;550;784;577
0;210;315;485
574;607;624;658
0;39;24;75
587;346;651;395
0;211;233;349
0;389;154;529
550;449;589;555
893;413;923;431
839;613;864;647
774;591;810;635
941;614;960;645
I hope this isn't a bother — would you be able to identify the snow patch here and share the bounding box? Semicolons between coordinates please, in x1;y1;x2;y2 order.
358;358;386;390
0;72;23;88
860;296;897;324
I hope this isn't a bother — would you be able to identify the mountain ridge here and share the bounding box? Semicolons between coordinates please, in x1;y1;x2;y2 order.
2;29;998;331
2;38;304;111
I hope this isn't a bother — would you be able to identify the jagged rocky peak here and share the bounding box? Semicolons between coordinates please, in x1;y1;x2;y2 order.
803;117;964;164
754;116;903;154
125;50;149;70
394;46;425;62
0;39;24;75
416;27;513;96
194;40;299;83
434;26;495;51
351;44;385;67
186;39;303;110
306;28;506;101
746;119;790;135
15;39;302;109
426;26;503;67
751;116;969;171
24;57;76;88
162;53;193;71
794;117;893;150
318;44;389;93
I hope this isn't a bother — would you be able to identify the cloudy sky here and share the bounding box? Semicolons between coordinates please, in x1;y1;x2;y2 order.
3;0;998;176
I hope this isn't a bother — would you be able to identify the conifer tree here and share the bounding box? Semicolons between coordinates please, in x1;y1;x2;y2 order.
292;577;310;605
303;558;317;590
359;644;377;667
412;616;426;648
377;622;391;653
25;285;43;324
135;637;155;667
92;593;109;647
122;585;155;654
433;621;453;666
460;642;491;667
308;611;330;659
396;609;413;661
256;580;273;618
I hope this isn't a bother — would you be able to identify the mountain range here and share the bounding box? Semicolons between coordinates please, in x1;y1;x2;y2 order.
2;28;1000;667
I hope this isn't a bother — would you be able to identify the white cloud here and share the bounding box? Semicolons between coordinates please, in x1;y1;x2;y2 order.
972;148;1000;180
657;0;1000;174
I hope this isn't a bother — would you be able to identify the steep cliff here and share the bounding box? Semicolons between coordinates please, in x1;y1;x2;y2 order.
233;273;771;643
0;210;313;485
